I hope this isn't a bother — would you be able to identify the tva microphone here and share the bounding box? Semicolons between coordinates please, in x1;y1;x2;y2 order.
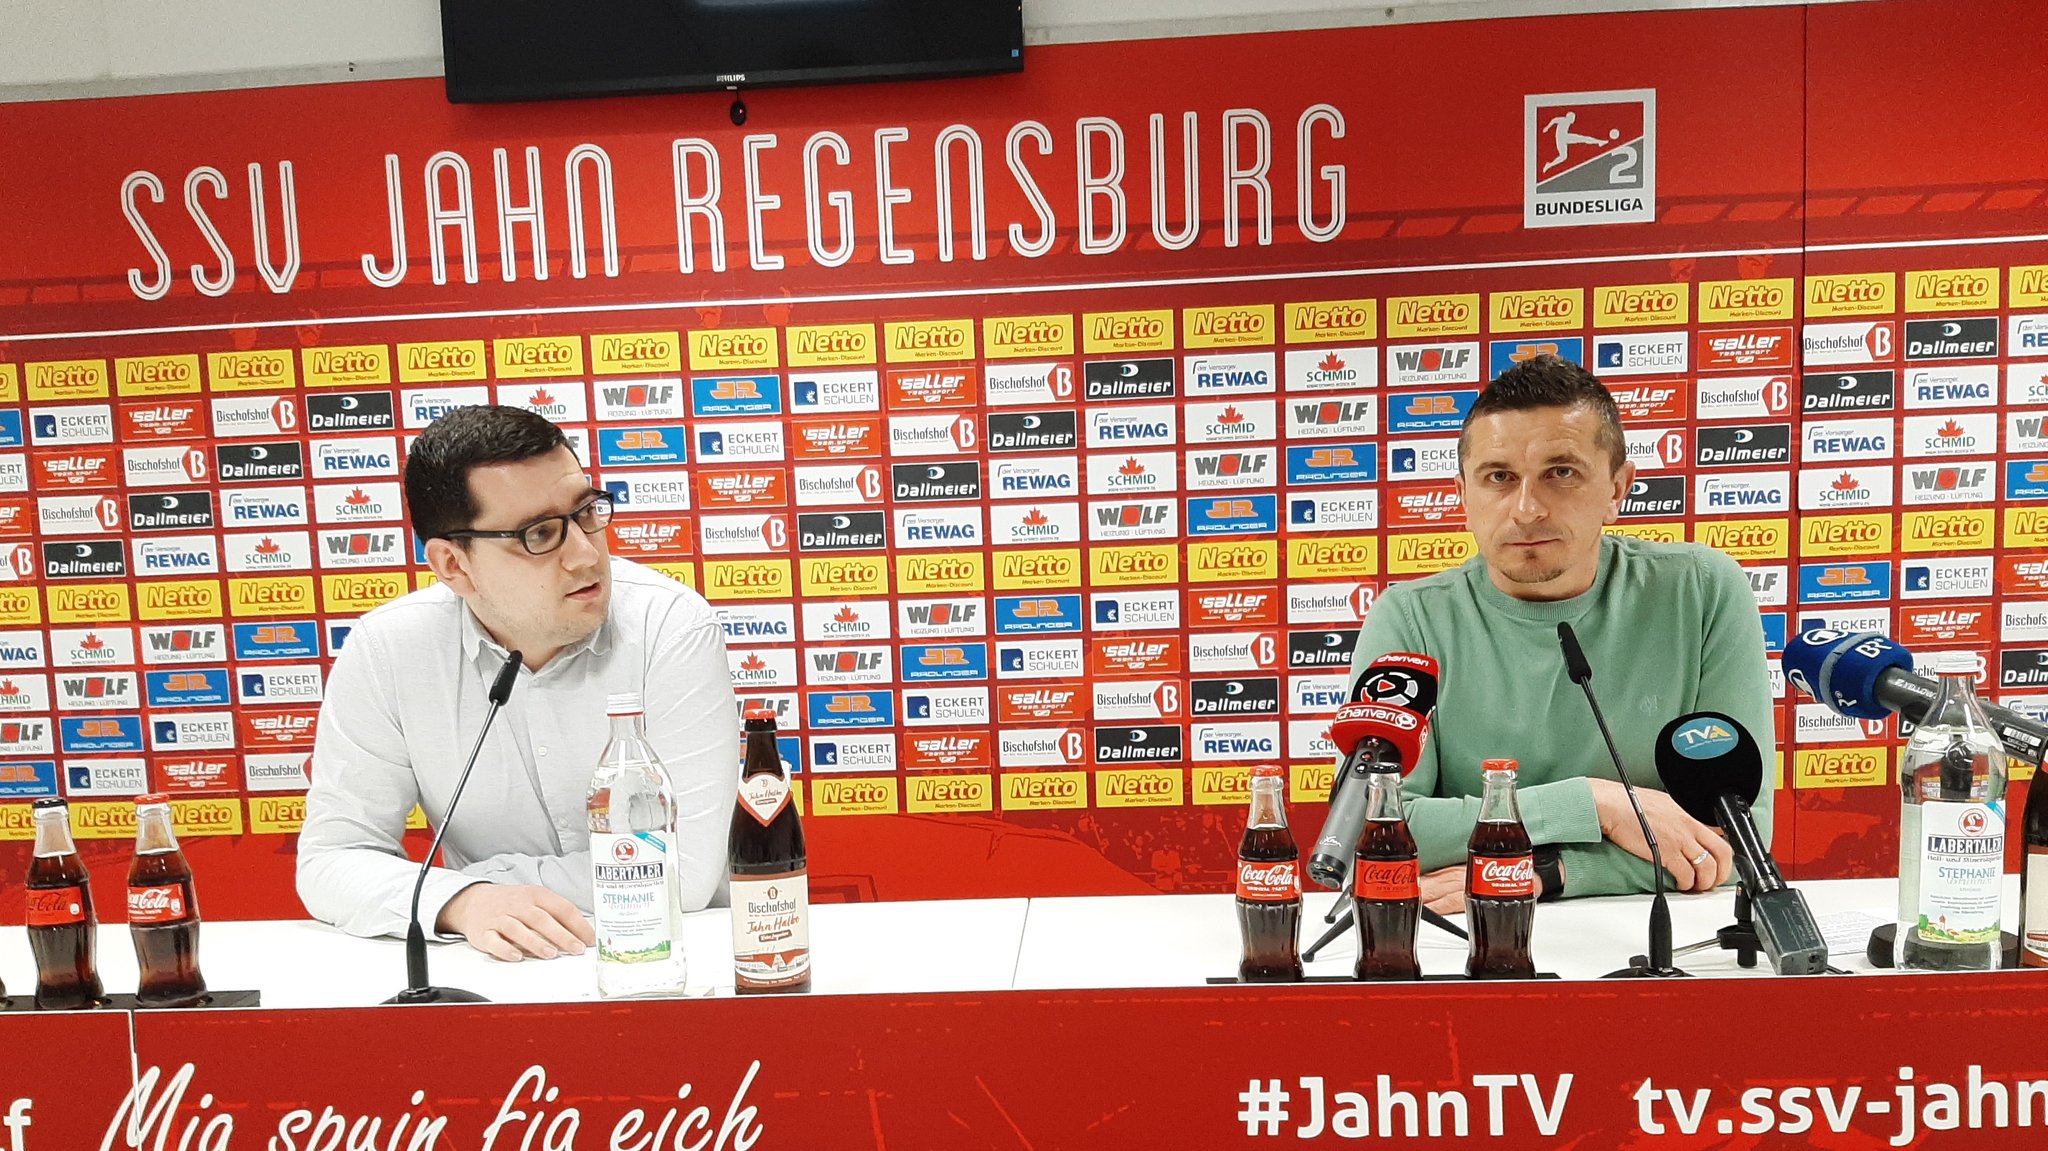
1307;652;1439;891
1784;629;2048;769
1557;621;1684;979
387;647;523;1006
1654;712;1829;975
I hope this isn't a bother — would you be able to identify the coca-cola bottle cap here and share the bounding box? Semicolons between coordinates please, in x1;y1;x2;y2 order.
134;793;170;807
1481;757;1519;773
742;703;777;723
1250;764;1284;779
604;692;644;716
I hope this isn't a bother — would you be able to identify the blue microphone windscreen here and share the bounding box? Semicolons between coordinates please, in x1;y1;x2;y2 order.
1784;628;1844;704
1821;631;1914;721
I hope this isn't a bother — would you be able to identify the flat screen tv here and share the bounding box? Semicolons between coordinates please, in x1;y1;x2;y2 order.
440;1;1024;103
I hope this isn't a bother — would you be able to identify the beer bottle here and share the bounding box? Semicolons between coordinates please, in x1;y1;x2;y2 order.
729;705;810;994
28;798;104;1009
2020;760;2047;969
128;794;209;1007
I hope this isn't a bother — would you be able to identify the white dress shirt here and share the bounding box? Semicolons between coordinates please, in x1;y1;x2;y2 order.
297;557;740;939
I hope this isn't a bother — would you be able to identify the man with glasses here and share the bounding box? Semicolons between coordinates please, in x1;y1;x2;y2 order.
298;405;740;961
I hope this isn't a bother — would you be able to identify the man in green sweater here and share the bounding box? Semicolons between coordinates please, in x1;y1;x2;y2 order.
1350;355;1774;911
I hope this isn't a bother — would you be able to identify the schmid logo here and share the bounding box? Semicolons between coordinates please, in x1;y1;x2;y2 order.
1283;299;1377;344
1489;289;1584;333
787;324;875;367
1804;273;1895;318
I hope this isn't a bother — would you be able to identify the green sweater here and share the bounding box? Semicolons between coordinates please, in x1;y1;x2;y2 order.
1348;533;1775;897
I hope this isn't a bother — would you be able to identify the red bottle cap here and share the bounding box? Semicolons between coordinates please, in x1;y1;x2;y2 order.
742;704;777;722
1481;758;1519;773
1250;764;1285;779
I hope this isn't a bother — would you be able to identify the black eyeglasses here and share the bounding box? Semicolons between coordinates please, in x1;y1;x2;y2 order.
442;492;614;555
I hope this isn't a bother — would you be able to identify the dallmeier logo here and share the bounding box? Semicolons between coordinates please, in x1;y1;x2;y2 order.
891;462;981;503
1084;358;1175;401
2000;649;2048;689
987;411;1078;453
44;540;125;579
797;512;886;551
306;392;395;432
1094;725;1184;763
1904;317;1998;360
216;442;304;482
1695;425;1791;467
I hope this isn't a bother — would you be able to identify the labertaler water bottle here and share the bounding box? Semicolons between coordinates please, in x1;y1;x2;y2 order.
1896;653;2007;971
587;692;685;996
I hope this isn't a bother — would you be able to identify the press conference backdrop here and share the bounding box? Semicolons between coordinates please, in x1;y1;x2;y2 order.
0;0;2042;917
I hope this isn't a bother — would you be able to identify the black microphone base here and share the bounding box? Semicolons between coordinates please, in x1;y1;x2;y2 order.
384;985;491;1005
1602;957;1692;979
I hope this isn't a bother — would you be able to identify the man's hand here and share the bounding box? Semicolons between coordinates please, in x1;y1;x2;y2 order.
436;883;596;962
1588;779;1734;893
1420;864;1467;914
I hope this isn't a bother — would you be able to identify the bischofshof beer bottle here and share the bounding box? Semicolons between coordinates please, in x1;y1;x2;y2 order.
729;705;810;994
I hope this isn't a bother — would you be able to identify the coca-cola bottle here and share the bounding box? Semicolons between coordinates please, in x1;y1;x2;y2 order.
1465;758;1537;979
729;705;810;994
2022;766;2048;969
1236;764;1303;982
1353;767;1421;981
27;798;104;1009
128;794;208;1007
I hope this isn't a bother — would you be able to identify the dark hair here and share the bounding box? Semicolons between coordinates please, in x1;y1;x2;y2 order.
1458;354;1626;474
404;405;570;542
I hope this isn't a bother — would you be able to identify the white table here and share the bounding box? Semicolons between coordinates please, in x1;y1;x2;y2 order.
0;878;2023;1006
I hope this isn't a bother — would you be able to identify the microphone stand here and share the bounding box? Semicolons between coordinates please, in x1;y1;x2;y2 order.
1558;624;1687;979
386;649;522;1005
1302;892;1468;962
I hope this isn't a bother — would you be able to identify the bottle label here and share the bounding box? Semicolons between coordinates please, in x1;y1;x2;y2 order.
1237;859;1301;902
26;886;86;926
590;832;677;964
730;869;810;988
1914;800;2005;944
128;884;188;924
738;773;791;828
2024;849;2048;968
1355;858;1419;902
1469;855;1536;899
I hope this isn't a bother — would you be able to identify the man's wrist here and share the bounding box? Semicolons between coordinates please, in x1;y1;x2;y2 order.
1532;844;1565;902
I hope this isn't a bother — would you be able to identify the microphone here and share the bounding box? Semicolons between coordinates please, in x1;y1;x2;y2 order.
1654;712;1829;975
386;648;522;1005
1557;622;1685;979
1784;629;2048;769
1307;653;1438;890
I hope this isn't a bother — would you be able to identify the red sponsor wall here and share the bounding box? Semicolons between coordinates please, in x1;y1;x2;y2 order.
0;0;2043;916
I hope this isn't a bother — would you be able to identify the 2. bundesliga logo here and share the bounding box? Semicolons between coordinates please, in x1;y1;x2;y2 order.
1525;89;1656;228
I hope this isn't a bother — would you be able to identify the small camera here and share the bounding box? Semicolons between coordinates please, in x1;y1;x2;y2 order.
729;98;747;127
